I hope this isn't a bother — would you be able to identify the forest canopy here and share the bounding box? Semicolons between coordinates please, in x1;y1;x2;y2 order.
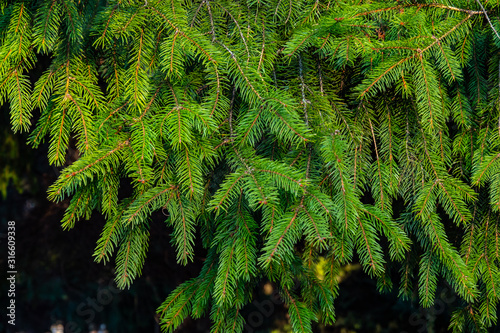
1;0;500;331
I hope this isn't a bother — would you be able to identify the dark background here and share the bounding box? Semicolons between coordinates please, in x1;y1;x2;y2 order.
0;106;496;333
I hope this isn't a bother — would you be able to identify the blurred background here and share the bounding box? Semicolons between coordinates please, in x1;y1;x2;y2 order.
1;103;496;333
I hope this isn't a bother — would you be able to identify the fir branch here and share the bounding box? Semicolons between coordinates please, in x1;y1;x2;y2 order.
66;94;90;151
158;279;200;332
5;1;500;330
353;3;483;17
369;119;385;209
149;6;217;64
262;200;303;266
473;0;500;41
282;286;313;333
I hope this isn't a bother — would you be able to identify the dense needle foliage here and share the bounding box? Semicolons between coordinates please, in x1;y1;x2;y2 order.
1;0;500;331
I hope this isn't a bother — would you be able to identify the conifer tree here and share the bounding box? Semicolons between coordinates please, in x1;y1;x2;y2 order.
2;0;500;331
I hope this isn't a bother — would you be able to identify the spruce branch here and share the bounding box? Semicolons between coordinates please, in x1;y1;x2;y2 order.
4;0;500;330
473;0;500;41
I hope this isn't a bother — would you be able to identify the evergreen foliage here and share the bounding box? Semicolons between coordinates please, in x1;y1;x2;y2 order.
2;0;500;331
